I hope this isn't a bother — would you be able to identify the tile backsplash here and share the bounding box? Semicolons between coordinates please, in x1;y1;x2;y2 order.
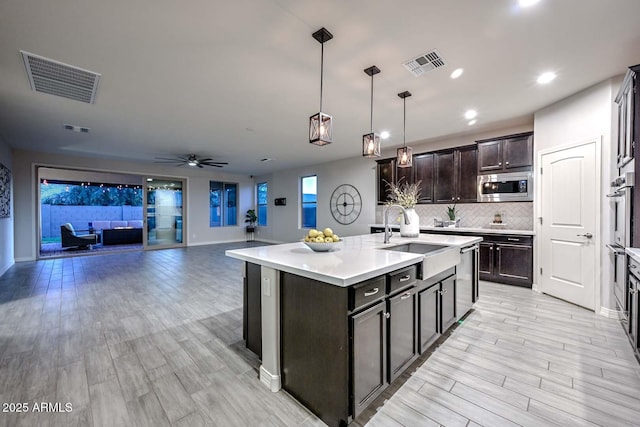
376;202;533;230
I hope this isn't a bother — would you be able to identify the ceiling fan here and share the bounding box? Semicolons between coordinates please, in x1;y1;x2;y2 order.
154;154;228;168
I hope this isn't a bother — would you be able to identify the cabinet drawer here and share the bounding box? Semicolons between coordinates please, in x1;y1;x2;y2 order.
350;276;386;312
388;265;417;295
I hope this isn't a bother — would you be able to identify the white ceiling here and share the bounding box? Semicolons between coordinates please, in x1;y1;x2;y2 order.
1;0;640;175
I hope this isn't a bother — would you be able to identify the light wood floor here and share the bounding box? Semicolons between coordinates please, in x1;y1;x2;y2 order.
0;243;638;427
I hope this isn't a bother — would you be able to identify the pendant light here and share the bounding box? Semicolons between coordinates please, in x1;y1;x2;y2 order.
309;27;334;146
396;91;413;168
362;65;381;157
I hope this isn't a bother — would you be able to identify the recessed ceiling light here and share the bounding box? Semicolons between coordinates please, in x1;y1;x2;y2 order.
146;178;153;182
380;131;390;139
537;71;556;84
468;119;477;126
519;0;541;7
464;110;477;120
450;68;464;79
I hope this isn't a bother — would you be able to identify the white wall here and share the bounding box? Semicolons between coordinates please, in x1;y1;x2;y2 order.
533;77;621;313
0;138;13;276
12;149;254;261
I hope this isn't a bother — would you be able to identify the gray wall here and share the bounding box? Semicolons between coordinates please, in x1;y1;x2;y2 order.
12;149;254;261
0;137;13;276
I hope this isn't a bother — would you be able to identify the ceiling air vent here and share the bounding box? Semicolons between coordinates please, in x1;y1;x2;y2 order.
63;124;90;133
20;50;101;104
403;50;446;77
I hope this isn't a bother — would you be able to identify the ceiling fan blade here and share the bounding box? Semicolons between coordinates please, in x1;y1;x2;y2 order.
197;164;204;168
155;157;183;162
198;158;213;162
201;161;229;165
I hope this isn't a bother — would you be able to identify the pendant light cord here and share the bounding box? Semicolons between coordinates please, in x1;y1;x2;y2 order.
370;74;374;132
319;42;324;112
403;97;406;147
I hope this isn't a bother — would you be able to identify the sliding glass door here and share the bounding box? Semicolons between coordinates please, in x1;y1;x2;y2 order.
145;177;185;248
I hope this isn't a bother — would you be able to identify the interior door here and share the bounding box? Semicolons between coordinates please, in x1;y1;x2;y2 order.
144;177;186;248
539;141;597;310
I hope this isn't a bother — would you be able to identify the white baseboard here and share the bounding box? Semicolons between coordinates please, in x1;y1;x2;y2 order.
188;239;247;246
14;256;35;262
599;306;621;319
0;260;14;277
259;365;281;392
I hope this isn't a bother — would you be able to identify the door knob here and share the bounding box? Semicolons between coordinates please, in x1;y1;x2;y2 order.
577;233;593;238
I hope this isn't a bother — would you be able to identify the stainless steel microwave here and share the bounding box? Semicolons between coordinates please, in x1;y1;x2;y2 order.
477;172;533;202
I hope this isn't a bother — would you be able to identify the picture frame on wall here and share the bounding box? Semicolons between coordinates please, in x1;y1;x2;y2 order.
0;162;11;218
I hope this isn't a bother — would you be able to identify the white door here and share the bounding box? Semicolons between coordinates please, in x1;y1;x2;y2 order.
539;141;598;310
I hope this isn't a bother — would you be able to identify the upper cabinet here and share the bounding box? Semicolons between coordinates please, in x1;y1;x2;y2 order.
616;64;640;169
477;132;533;174
434;145;478;204
376;158;395;204
413;153;434;203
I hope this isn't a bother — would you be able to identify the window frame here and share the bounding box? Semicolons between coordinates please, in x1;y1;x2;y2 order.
257;182;268;227
209;181;238;227
300;175;317;229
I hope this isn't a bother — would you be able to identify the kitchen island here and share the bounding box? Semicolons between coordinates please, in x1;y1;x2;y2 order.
226;232;481;426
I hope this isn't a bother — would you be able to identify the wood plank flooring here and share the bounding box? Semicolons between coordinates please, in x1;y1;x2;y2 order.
0;242;638;426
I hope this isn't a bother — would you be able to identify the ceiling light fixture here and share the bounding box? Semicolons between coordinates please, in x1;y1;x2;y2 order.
518;0;541;7
537;71;556;84
362;65;382;158
396;91;413;168
309;27;334;146
380;131;390;139
450;68;464;79
464;109;477;120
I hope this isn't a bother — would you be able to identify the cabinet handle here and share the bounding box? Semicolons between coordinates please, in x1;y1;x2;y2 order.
506;161;509;165
384;312;391;319
507;238;520;242
490;247;494;251
364;288;379;297
497;247;501;251
631;265;637;269
400;292;412;300
499;162;502;166
457;197;461;200
442;288;448;294
451;197;455;201
399;275;411;282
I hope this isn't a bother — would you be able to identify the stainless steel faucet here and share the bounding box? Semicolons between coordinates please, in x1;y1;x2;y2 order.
383;204;410;244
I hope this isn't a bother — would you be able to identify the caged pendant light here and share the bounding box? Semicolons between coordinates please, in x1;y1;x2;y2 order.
309;27;334;146
396;91;413;168
362;65;381;157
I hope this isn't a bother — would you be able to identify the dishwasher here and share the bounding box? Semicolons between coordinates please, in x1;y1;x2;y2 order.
457;244;479;318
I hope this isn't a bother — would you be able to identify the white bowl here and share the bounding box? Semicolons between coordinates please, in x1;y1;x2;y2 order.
304;241;340;252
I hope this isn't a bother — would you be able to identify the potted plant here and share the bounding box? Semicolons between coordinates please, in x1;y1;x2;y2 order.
385;179;422;237
445;203;459;227
245;209;257;232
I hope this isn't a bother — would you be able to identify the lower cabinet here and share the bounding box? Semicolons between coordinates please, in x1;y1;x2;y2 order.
243;262;262;359
387;286;418;382
627;256;640;354
478;235;533;287
418;269;456;353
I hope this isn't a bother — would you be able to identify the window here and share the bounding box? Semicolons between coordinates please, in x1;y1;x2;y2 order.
257;182;268;226
210;181;237;227
301;175;317;228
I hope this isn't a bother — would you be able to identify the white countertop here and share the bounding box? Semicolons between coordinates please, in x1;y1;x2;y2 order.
370;224;535;236
626;247;640;263
225;233;482;287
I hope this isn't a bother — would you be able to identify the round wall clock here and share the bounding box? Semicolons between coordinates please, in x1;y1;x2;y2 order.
330;184;362;225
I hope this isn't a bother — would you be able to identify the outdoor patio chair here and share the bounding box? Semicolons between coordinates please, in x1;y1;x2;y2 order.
60;223;98;249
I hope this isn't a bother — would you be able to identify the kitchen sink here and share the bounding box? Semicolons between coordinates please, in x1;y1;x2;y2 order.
381;242;460;279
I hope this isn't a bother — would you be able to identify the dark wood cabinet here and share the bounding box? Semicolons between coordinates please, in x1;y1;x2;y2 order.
243;262;262;359
396;162;413;187
413;153;434;203
351;301;387;419
376;158;395;204
434;150;456;203
479;235;533;287
616;64;639;169
387;286;417;382
477;132;533;174
456;145;478;203
435;146;478;204
418;268;456;354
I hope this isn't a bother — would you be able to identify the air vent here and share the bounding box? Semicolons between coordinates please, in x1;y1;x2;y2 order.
403;50;446;77
21;51;101;104
63;124;90;133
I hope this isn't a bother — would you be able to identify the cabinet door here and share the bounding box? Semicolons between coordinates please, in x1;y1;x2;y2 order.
477;140;503;173
388;287;417;382
434;150;456;203
456;146;478;203
496;243;533;287
478;242;494;280
396;162;413;187
244;262;262;358
377;159;395;204
440;276;456;332
503;134;533;170
413;153;434;203
628;274;638;348
351;301;387;418
418;285;440;353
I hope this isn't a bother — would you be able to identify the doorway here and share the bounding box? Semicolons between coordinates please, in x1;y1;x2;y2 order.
538;139;600;310
145;177;186;249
